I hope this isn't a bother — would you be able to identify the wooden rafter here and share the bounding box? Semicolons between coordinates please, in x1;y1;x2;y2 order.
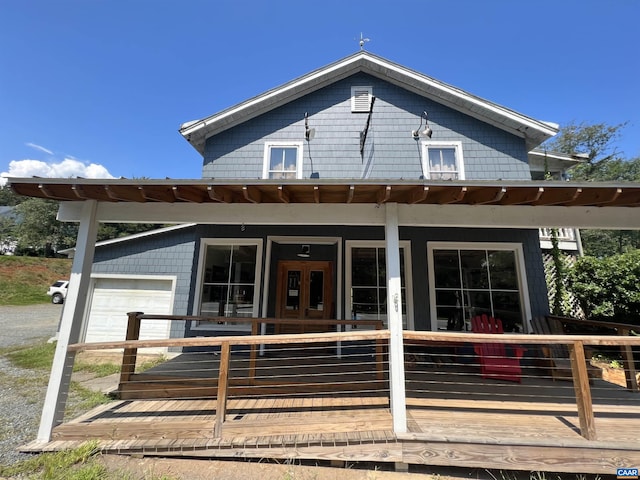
464;187;506;205
242;186;261;204
172;186;203;203
377;185;391;204
37;183;57;199
207;186;232;203
346;185;355;204
277;185;290;203
432;186;467;204
409;186;429;204
500;187;544;205
71;184;89;200
564;187;622;207
534;187;582;206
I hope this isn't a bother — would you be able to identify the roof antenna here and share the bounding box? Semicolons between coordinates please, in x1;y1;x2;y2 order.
358;33;370;50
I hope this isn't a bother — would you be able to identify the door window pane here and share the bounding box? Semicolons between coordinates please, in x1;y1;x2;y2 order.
286;270;301;310
309;270;324;310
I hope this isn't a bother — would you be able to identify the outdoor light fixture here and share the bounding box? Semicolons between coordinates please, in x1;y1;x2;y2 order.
304;112;315;141
304;112;319;178
297;245;311;258
412;111;432;139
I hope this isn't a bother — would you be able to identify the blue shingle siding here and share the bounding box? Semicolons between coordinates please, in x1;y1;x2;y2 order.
91;226;197;339
202;73;531;181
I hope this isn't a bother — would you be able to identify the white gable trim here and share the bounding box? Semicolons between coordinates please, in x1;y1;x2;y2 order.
180;52;557;154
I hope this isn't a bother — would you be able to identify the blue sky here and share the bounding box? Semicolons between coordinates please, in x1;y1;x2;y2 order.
1;0;639;185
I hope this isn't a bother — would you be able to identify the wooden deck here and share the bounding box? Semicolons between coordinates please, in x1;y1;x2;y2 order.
24;317;640;475
24;367;640;474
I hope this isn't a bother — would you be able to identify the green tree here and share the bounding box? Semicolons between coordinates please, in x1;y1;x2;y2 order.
0;186;23;206
568;250;640;325
14;198;78;256
545;121;628;180
543;121;640;257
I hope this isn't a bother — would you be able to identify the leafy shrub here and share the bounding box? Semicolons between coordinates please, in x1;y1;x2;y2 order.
568;249;640;325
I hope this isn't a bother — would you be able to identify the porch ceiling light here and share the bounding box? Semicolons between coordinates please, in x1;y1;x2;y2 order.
297;245;311;258
412;111;432;139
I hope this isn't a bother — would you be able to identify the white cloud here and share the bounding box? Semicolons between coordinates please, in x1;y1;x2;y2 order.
25;142;54;156
1;158;115;187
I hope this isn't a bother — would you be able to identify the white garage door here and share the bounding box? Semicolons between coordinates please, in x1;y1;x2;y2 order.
84;276;174;351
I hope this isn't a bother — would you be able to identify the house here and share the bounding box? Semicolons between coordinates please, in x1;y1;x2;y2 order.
9;51;640;472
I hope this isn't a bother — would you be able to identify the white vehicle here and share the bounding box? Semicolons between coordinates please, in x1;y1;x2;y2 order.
47;280;69;304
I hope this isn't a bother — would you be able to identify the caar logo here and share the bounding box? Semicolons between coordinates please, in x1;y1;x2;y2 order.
617;468;639;479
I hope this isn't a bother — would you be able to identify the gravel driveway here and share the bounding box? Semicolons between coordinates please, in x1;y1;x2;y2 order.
0;304;62;348
0;304;62;466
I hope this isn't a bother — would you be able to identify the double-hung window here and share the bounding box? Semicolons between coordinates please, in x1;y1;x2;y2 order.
195;240;262;331
421;141;465;180
263;142;303;179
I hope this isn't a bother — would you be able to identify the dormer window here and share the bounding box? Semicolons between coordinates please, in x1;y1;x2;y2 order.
263;142;303;179
421;141;465;180
351;86;373;113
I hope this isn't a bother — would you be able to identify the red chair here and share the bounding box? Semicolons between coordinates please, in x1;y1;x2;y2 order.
471;314;525;383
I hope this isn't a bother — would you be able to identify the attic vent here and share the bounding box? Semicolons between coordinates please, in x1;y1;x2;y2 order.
351;86;373;112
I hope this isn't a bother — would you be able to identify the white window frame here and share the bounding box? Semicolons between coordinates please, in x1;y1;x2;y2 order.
421;141;465;180
262;141;303;180
351;86;373;113
426;242;531;332
345;240;414;330
192;238;264;332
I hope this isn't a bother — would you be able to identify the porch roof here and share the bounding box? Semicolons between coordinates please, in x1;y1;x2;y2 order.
8;177;640;208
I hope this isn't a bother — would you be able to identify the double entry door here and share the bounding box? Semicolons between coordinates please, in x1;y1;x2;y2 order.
275;260;333;334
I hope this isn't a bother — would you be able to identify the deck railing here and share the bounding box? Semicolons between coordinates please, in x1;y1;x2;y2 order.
66;314;640;443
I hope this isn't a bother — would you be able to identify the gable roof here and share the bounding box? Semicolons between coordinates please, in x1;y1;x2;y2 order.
179;51;558;155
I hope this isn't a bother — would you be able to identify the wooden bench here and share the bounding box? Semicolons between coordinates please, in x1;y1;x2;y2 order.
531;315;638;390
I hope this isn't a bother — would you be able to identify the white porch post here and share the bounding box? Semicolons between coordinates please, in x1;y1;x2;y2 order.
37;200;99;442
385;202;407;433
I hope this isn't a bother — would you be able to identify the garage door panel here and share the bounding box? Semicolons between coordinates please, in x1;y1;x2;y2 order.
84;277;174;351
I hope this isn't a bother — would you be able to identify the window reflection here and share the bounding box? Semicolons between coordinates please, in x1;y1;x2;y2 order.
432;248;523;332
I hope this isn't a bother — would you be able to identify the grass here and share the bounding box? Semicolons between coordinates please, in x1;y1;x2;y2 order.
0;255;71;305
5;340;57;369
0;441;180;479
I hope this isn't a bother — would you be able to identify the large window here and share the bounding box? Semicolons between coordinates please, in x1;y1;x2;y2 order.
427;243;529;333
347;242;412;329
263;142;303;179
196;241;262;330
421;141;465;180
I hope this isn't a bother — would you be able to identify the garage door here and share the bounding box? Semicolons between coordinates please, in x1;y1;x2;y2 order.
84;276;174;352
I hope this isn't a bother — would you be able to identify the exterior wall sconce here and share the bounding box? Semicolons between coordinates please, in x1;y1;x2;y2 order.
297;245;311;258
412;111;432;139
305;112;319;178
304;112;315;141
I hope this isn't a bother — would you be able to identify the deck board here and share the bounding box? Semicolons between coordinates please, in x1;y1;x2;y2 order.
28;364;640;475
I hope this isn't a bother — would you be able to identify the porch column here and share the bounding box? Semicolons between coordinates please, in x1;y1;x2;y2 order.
384;202;407;433
37;200;99;442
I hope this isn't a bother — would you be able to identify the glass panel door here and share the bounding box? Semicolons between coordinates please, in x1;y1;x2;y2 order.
276;261;333;333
